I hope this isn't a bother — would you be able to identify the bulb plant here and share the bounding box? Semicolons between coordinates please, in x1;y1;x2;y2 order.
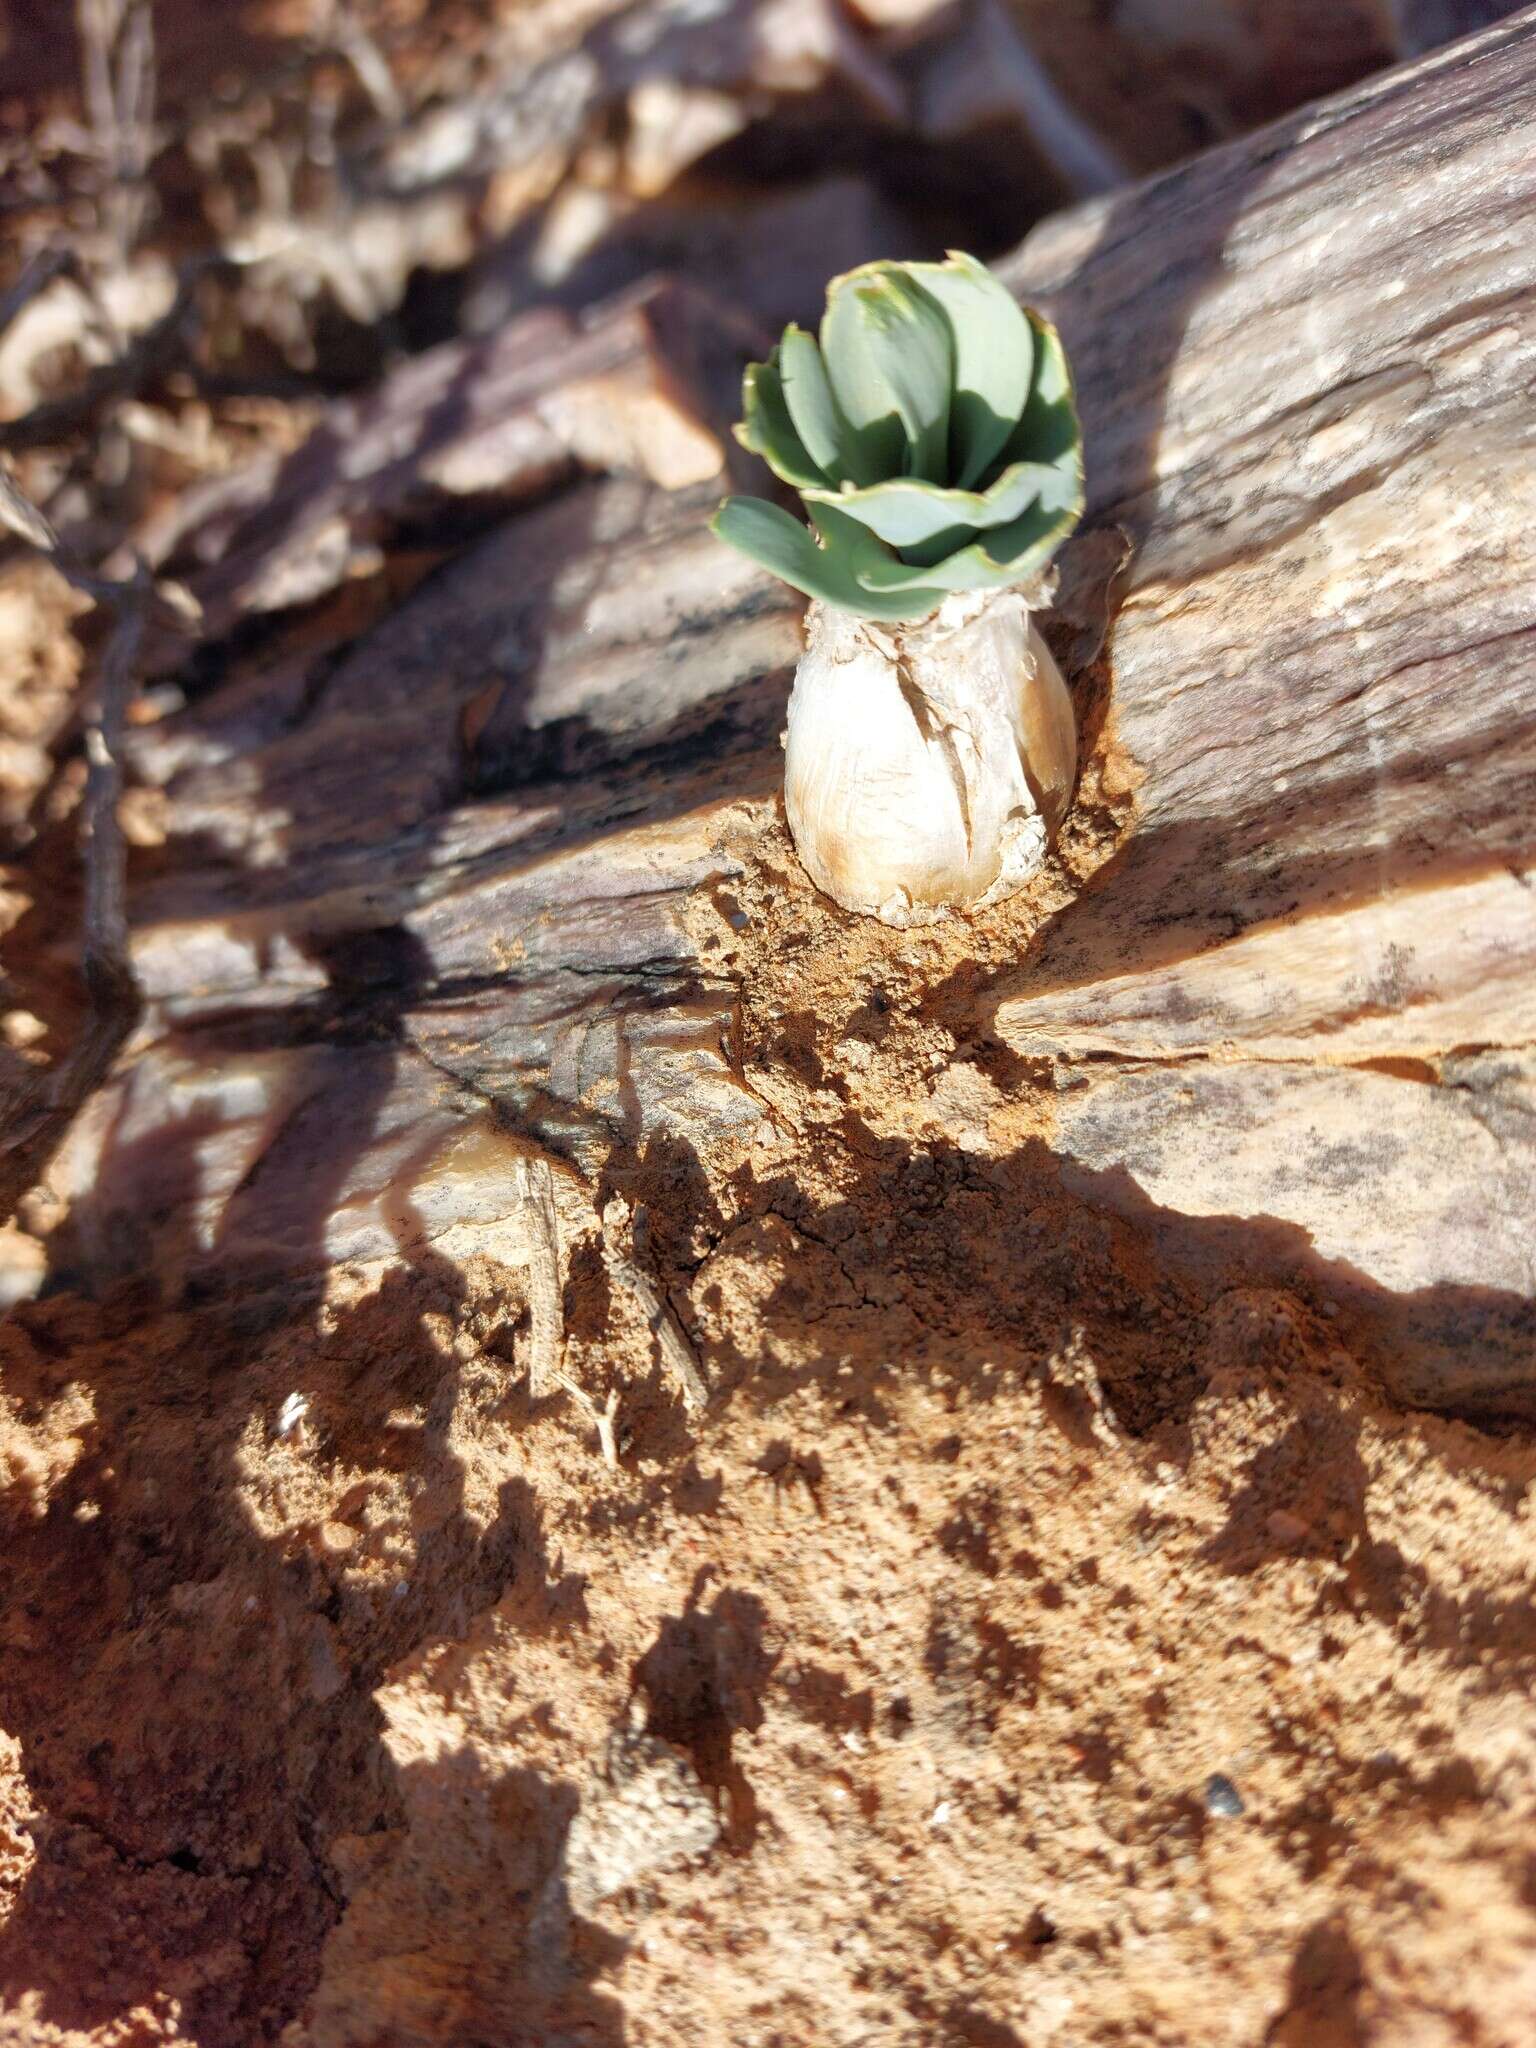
712;252;1085;926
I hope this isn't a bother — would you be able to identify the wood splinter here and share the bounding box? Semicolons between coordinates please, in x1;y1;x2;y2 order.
512;1159;693;1451
555;1373;621;1468
600;1195;709;1415
513;1153;565;1400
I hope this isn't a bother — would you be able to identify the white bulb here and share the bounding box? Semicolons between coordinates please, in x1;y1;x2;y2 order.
783;588;1077;926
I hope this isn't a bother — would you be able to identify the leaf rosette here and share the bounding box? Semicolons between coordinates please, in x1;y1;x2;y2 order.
712;253;1083;623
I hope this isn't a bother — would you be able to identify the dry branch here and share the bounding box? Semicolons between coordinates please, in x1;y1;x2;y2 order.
515;1153;565;1400
555;1372;622;1467
0;248;122;362
601;1198;709;1416
0;463;197;1220
0;583;143;1214
76;0;159;259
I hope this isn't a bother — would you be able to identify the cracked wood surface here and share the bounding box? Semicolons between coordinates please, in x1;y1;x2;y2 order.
46;14;1536;1414
997;15;1536;1035
995;15;1536;1410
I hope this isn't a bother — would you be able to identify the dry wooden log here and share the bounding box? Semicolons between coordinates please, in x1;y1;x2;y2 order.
141;281;762;646
40;14;1536;1420
52;467;795;1305
992;12;1536;1410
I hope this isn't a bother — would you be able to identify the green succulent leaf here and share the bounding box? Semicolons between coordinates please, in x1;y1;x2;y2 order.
711;497;946;622
903;251;1034;490
777;326;855;483
811;500;953;619
801;452;1071;550
821;265;953;485
852;493;1083;596
736;349;827;492
998;310;1082;481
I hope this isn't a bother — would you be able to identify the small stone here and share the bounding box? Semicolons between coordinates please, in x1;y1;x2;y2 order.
1203;1773;1245;1818
1266;1509;1311;1546
562;1712;719;1913
1;1010;45;1049
318;1522;356;1558
273;1392;308;1439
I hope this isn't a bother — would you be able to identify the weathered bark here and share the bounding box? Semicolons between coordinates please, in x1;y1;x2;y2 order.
993;13;1536;1410
45;14;1536;1415
141;280;760;645
54;468;798;1305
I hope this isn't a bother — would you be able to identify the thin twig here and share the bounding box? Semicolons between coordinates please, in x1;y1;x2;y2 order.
77;0;158;260
0;603;146;1219
0;467;188;1222
600;1196;709;1415
0;464;199;622
77;572;145;1024
0;468;59;555
554;1372;621;1467
321;0;405;124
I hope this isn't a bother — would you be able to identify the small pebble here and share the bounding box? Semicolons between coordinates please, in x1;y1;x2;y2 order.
1;1010;45;1049
1203;1773;1245;1818
273;1392;309;1439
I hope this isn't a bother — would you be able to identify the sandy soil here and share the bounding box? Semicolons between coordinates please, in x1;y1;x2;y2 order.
2;712;1534;2045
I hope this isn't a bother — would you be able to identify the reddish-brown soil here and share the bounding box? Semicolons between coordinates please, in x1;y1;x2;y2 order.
2;733;1534;2045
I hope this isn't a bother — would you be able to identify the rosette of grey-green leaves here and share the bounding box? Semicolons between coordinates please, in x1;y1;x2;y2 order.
712;253;1084;624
